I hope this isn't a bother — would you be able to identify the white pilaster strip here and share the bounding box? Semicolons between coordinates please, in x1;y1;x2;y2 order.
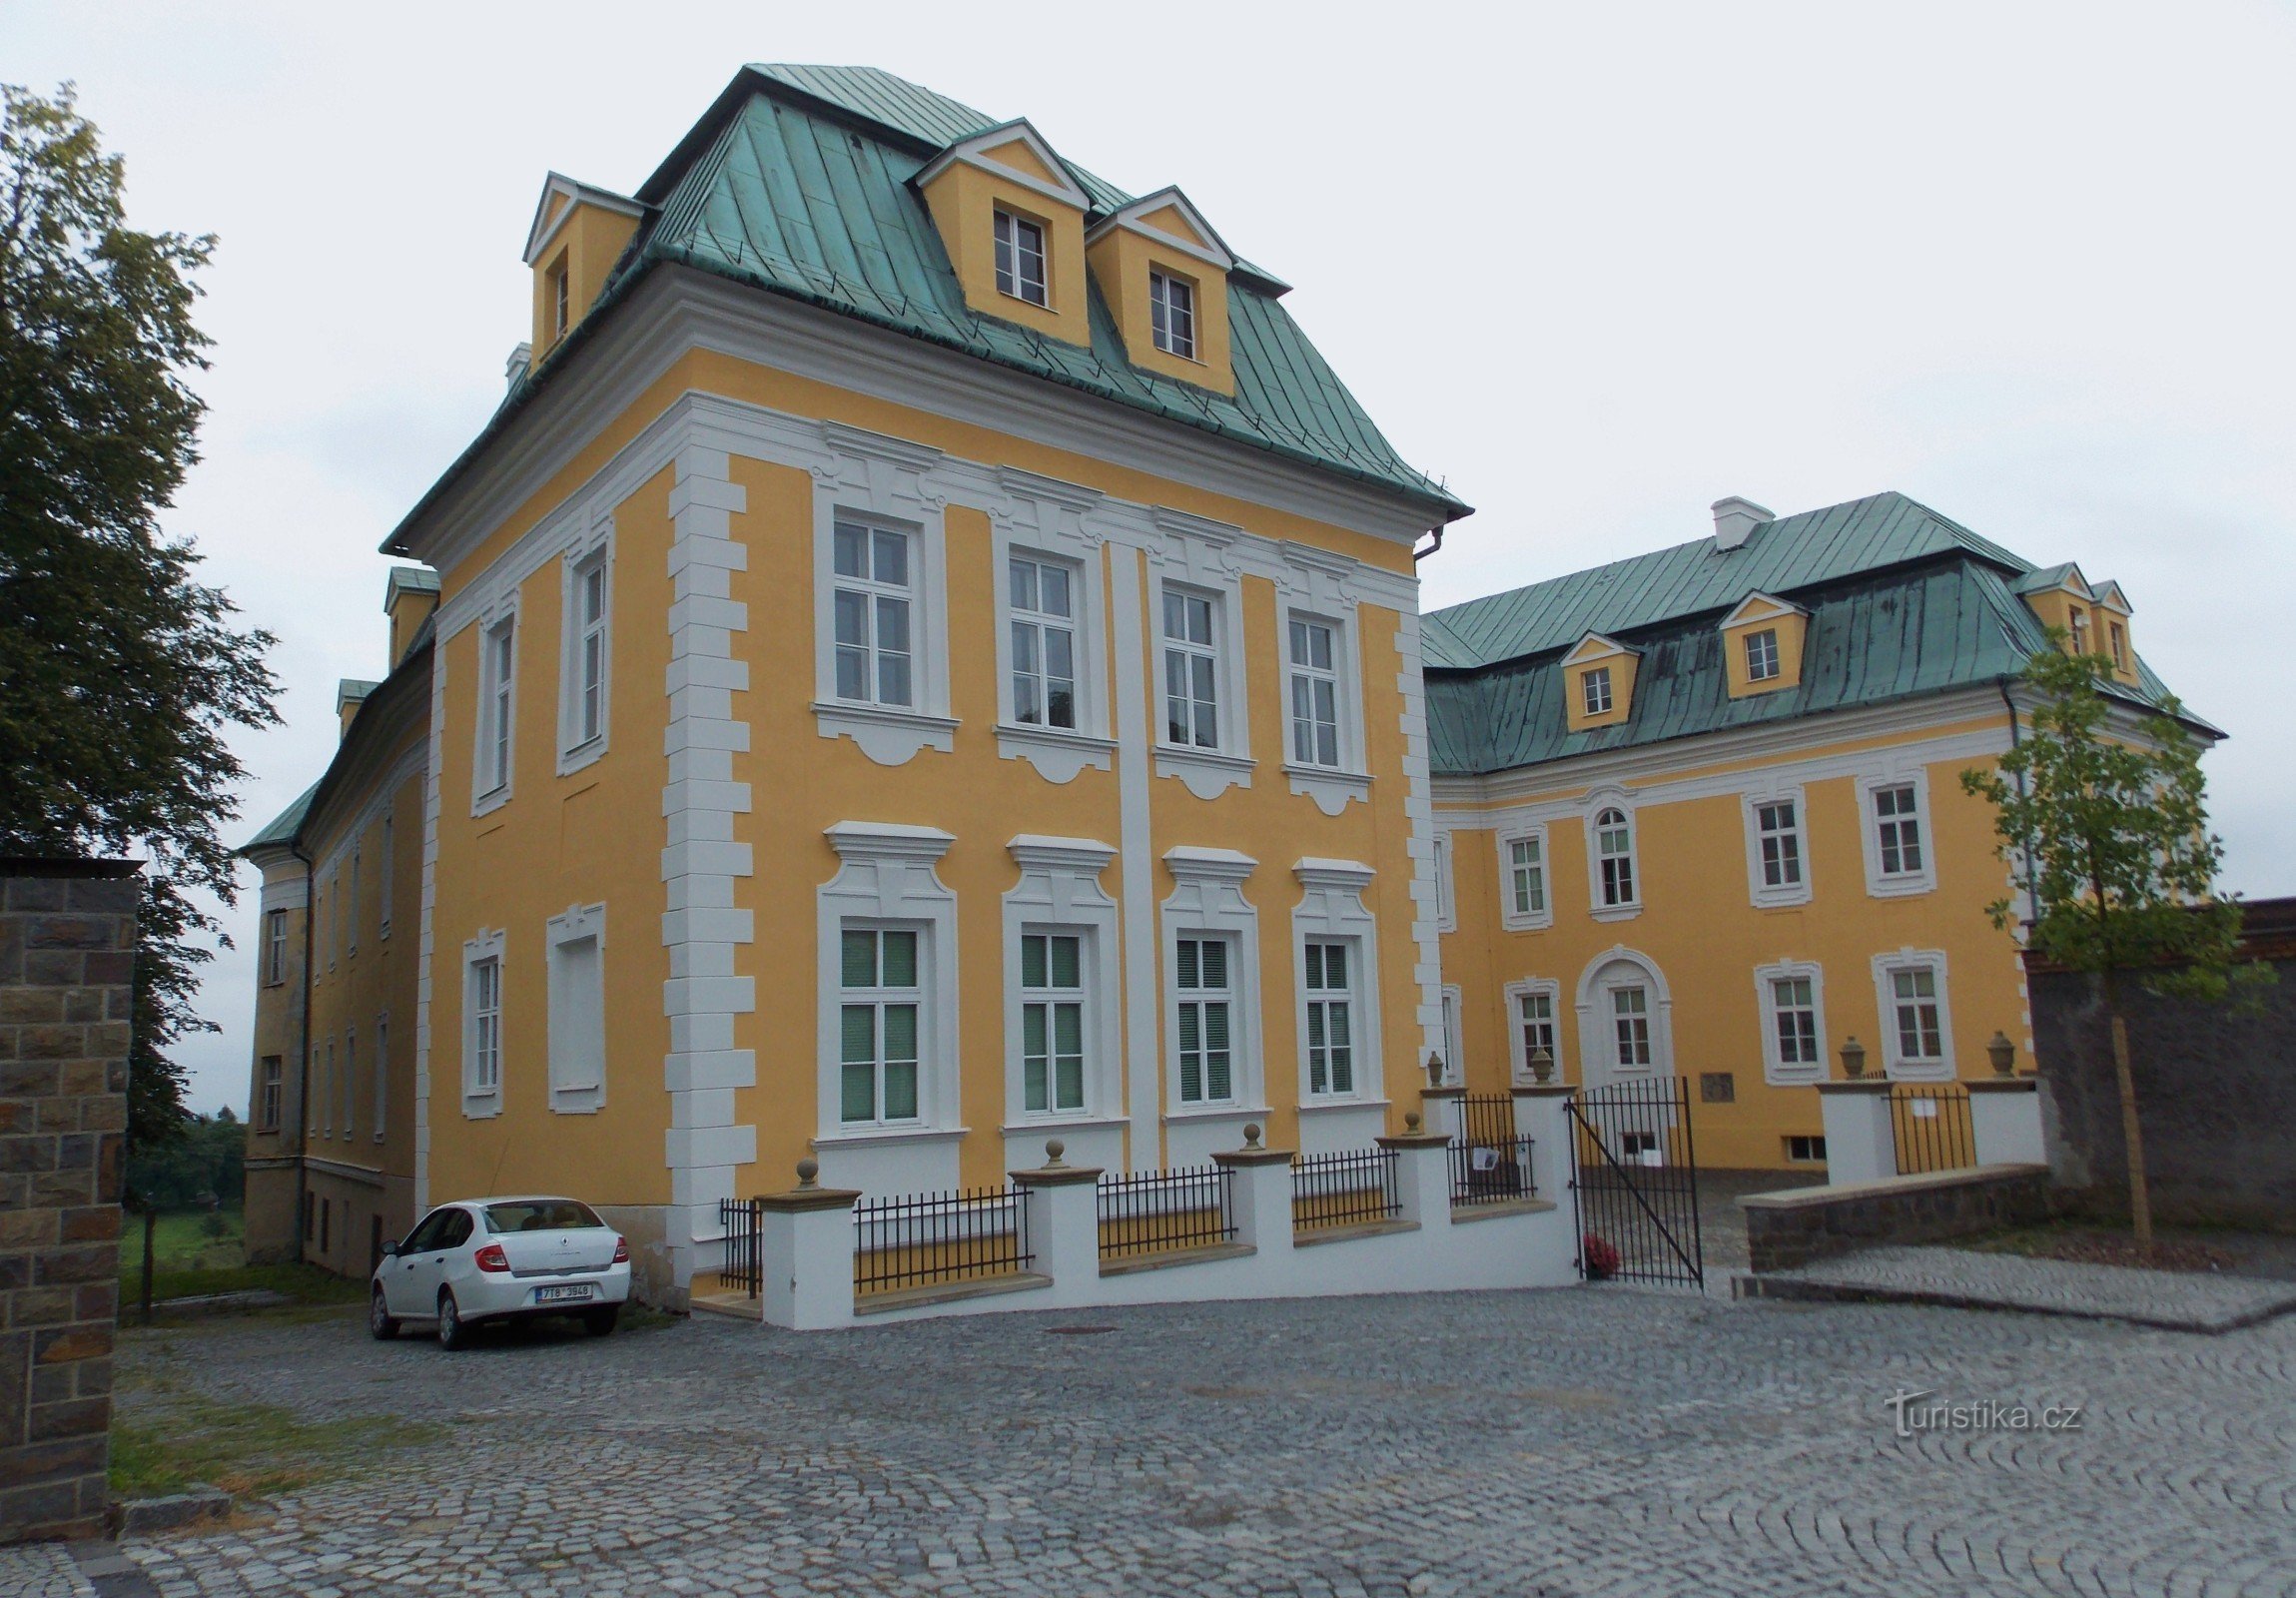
1112;545;1159;1170
412;646;445;1212
661;441;757;1288
1394;607;1445;1073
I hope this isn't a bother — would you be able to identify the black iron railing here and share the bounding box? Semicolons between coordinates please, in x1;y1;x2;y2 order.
1567;1076;1705;1289
1097;1166;1236;1259
717;1197;765;1297
1459;1094;1517;1149
1290;1147;1401;1231
1451;1134;1536;1207
1891;1083;1976;1175
853;1185;1032;1297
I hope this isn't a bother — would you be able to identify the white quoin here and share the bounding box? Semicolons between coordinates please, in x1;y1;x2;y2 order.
1711;496;1775;550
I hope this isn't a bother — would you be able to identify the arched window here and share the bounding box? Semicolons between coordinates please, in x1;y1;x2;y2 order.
1595;807;1636;908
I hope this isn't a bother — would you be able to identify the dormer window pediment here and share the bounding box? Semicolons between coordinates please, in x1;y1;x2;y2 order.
1720;591;1808;699
1561;633;1638;732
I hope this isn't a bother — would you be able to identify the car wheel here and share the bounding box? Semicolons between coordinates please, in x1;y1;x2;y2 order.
581;1305;619;1337
436;1290;471;1351
370;1288;399;1341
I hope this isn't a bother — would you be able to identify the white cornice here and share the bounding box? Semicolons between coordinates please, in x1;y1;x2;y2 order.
1162;845;1257;884
1008;835;1119;873
1293;857;1375;891
825;821;956;864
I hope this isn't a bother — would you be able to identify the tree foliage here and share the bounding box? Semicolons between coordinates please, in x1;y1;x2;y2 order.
125;1107;245;1211
0;84;279;1152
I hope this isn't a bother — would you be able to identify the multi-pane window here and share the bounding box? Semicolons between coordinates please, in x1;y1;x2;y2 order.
1757;799;1803;890
1302;940;1355;1097
1874;784;1923;877
374;1017;388;1138
319;1040;335;1136
549;260;569;340
839;928;920;1124
1009;555;1076;730
1149;270;1195;358
1890;966;1945;1066
1770;976;1820;1068
1517;990;1556;1072
831;521;914;709
481;617;516;798
993;209;1048;305
1745;628;1781;683
265;910;287;986
1161;589;1219;749
259;1056;282;1133
469;956;501;1094
1595;807;1636;907
1582;665;1613;717
1174;937;1233;1105
1287;617;1341;768
379;811;393;936
1020;933;1085;1115
2109;621;2128;670
343;1030;357;1137
2067;607;2089;654
572;553;607;747
1611;985;1652;1070
1507;837;1546;919
348;842;361;956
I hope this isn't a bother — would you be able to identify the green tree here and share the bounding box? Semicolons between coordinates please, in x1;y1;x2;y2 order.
1962;634;2264;1256
0;85;279;1158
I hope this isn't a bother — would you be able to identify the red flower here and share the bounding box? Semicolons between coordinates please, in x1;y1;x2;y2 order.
1582;1233;1622;1280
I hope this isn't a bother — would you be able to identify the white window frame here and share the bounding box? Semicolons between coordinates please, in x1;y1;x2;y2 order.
1173;931;1242;1108
835;923;926;1128
1159;583;1226;753
1283;612;1349;773
1275;546;1367;813
1872;949;1955;1081
1503;977;1563;1084
1291;858;1383;1107
1744;627;1781;683
1160;847;1265;1121
557;534;612;773
1150;511;1254;800
1573;947;1674;1088
461;929;505;1115
1496;827;1554;932
1582;664;1614;717
1584;792;1642;920
1743;787;1814;909
347;840;361;958
1429;831;1457;934
265;909;288;986
1002;836;1122;1128
259;1055;282;1134
472;608;518;817
373;1013;388;1140
1439;983;1463;1085
817;823;960;1143
989;469;1115;781
1858;769;1937;898
993;207;1049;306
378;808;393;939
343;1028;356;1138
315;1042;330;1139
545;902;607;1113
1753;959;1828;1086
324;872;338;970
1148;268;1196;359
810;424;957;765
1300;937;1363;1100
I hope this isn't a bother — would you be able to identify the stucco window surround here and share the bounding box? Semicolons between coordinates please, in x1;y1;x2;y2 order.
555;510;614;776
460;928;506;1118
1741;783;1815;909
1857;766;1937;898
1752;958;1828;1086
545;901;607;1114
373;1012;388;1141
1495;825;1555;932
1274;541;1371;814
1871;948;1956;1082
379;808;393;940
809;422;959;767
1573;946;1673;1089
1582;787;1643;921
1148;508;1254;800
988;467;1117;783
815;823;963;1147
1290;858;1383;1107
1428;832;1458;933
1503;976;1564;1084
1159;847;1267;1123
1001;835;1123;1130
470;590;520;818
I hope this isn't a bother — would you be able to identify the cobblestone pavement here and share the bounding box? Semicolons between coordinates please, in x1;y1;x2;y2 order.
1743;1244;2296;1331
11;1282;2296;1597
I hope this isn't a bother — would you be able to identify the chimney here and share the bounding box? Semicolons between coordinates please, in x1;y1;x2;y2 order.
1711;496;1774;551
505;342;533;390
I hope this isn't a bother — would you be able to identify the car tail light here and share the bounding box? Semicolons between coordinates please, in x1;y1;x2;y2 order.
474;1243;510;1273
612;1235;629;1264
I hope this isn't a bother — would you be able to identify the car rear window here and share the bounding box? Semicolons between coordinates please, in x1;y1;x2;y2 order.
482;1200;604;1233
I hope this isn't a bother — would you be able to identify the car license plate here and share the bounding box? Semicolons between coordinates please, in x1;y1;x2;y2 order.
536;1284;594;1303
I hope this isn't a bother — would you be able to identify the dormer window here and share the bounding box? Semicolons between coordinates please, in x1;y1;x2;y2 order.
548;257;570;342
994;209;1048;307
1744;628;1780;683
2067;606;2089;654
1149;270;1195;359
2109;621;2128;671
1582;665;1614;718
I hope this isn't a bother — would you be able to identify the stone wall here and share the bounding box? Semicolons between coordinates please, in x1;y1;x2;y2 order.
1740;1166;2050;1273
2027;898;2296;1231
0;862;136;1543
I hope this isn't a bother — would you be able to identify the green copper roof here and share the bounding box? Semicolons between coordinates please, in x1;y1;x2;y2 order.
1425;493;2201;777
241;783;317;854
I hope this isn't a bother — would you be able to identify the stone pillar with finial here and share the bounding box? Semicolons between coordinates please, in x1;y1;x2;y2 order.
1376;1110;1455;1228
1815;1036;1897;1185
1967;1032;2046;1166
1420;1051;1467;1143
1010;1138;1103;1286
1210;1122;1296;1252
756;1158;863;1329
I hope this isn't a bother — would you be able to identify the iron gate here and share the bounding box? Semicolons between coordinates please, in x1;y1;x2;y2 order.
1567;1077;1705;1290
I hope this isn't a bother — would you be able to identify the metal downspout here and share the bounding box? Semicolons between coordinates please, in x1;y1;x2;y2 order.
290;840;315;1266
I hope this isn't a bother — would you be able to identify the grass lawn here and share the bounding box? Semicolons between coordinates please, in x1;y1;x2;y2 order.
118;1206;367;1310
110;1383;443;1499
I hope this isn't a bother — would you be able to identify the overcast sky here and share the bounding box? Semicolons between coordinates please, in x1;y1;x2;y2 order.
8;2;2293;1117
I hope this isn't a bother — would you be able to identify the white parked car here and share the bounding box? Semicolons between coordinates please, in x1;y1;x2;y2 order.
370;1197;631;1349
